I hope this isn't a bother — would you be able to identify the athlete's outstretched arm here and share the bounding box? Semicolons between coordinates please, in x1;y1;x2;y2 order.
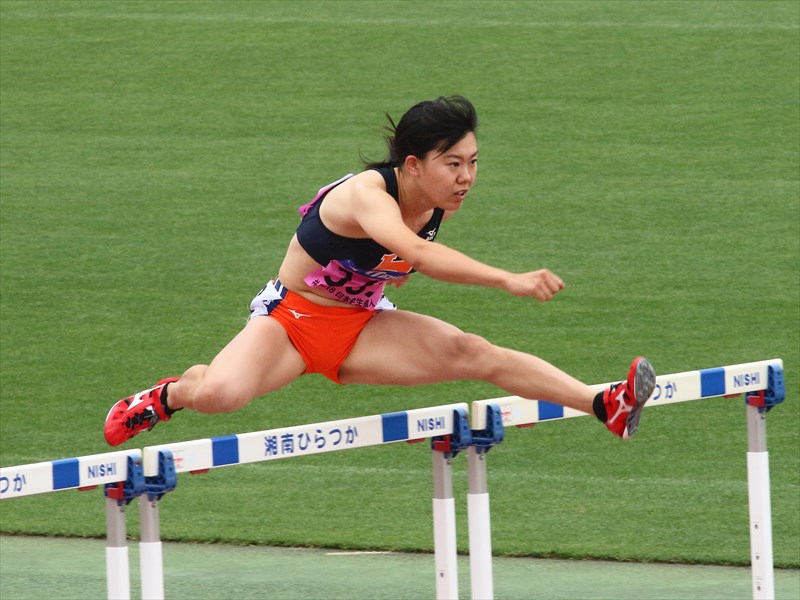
351;188;564;301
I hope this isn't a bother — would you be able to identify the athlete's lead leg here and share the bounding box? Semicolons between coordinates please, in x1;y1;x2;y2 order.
340;310;655;439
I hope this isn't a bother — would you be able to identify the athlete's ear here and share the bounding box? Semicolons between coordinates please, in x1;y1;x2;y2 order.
404;154;421;176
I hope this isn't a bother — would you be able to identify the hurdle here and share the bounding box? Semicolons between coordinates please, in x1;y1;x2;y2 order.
135;402;472;600
1;402;473;600
0;449;144;599
467;358;786;600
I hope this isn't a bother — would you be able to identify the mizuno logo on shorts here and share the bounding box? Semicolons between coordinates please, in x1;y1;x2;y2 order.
288;309;311;319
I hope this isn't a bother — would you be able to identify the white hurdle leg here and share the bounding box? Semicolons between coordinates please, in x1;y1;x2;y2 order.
432;449;459;600
746;404;775;600
105;496;131;600
467;446;493;600
139;495;165;600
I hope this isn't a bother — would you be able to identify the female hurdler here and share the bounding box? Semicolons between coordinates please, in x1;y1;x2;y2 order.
105;96;656;446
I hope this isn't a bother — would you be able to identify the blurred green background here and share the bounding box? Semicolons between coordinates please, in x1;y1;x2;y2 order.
1;0;798;568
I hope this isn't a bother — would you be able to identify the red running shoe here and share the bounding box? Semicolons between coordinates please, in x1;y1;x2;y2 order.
104;378;179;446
601;358;656;439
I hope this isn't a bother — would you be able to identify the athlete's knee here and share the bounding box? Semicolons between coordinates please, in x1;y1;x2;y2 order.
449;332;503;379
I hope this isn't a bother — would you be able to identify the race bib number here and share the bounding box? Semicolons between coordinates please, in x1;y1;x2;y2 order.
304;261;386;310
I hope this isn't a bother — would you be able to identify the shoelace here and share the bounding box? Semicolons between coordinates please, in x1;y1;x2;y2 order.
125;406;159;431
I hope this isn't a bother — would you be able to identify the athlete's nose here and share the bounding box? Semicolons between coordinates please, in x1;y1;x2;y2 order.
458;164;473;184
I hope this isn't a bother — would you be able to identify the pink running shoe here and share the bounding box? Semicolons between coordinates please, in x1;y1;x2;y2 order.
601;357;656;439
104;378;179;446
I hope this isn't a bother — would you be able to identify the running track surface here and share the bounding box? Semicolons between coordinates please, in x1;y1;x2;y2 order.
1;535;799;599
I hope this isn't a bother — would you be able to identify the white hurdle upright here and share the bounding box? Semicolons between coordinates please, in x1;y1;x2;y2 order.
746;394;777;599
139;403;471;600
0;449;143;600
432;444;459;599
468;358;785;600
138;480;167;600
464;404;504;600
466;445;493;599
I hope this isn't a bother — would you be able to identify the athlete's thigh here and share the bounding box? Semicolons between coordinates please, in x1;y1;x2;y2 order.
339;310;468;386
204;316;306;397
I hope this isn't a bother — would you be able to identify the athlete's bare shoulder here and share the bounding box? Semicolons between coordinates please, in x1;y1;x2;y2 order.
326;169;397;216
323;169;387;205
349;168;391;199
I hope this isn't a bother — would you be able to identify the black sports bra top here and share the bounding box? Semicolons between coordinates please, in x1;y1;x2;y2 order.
295;167;445;276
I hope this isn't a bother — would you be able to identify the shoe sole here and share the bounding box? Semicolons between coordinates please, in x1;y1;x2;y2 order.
624;357;657;439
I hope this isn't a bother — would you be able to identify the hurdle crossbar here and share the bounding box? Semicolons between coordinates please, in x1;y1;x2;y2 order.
0;449;140;499
141;403;469;477
466;358;785;600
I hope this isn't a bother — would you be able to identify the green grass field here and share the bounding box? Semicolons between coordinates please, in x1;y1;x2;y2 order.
1;0;798;569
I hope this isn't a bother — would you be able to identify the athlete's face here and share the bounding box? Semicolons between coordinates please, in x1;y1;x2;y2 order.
417;132;478;210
